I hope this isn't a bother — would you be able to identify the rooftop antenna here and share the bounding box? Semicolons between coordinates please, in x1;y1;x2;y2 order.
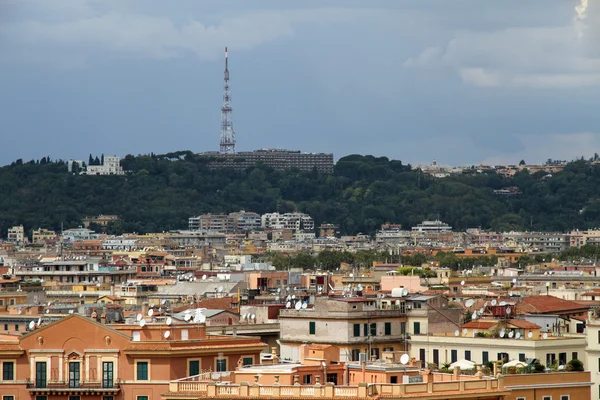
219;46;236;154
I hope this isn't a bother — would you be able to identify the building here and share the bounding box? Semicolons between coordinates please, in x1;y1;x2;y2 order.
262;212;315;232
189;214;234;233
82;215;120;229
319;224;340;238
279;296;407;363
62;228;98;242
31;228;57;244
411;220;452;234
203;149;334;173
230;211;262;233
0;313;266;399
86;155;124;175
6;226;24;245
67;159;84;173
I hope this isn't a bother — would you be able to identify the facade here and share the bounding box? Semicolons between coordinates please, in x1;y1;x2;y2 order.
6;226;25;245
202;149;334;173
62;228;97;242
279;297;407;363
411;220;452;234
82;215;120;229
262;212;315;232
230;211;262;233
13;260;136;285
188;214;234;233
86;156;124;175
32;228;57;244
0;314;266;399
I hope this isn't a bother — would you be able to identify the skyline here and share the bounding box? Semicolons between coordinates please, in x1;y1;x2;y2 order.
1;1;599;166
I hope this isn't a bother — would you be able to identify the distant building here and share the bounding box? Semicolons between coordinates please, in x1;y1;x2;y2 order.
188;214;234;233
319;223;340;238
262;212;314;232
6;225;25;245
202;149;334;173
82;214;119;229
411;220;452;234
62;227;98;242
229;210;262;232
32;228;57;244
67;159;84;172
85;155;124;175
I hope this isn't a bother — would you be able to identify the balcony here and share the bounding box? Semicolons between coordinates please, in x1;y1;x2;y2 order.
27;380;120;396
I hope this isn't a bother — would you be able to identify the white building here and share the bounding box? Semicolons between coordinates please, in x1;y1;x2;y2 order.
67;160;84;173
411;220;452;233
6;225;25;245
62;228;97;242
86;156;124;175
262;212;314;232
102;237;137;251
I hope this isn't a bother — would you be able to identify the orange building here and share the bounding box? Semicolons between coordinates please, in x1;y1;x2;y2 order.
0;314;266;399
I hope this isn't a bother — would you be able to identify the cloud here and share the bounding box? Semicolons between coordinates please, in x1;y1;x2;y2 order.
480;132;600;165
405;3;600;89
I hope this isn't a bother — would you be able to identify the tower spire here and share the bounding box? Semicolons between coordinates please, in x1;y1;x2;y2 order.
220;46;235;154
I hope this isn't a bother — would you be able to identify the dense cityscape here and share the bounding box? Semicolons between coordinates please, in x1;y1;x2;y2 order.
1;1;598;399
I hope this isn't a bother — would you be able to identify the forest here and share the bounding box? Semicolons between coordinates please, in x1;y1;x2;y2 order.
2;152;600;237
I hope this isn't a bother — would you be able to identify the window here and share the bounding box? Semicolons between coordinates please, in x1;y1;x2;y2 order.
542;397;552;400
559;353;567;365
560;396;569;400
433;349;439;366
3;396;15;400
137;397;149;400
326;373;338;384
69;397;80;400
35;361;47;388
516;398;526;400
546;353;556;367
482;351;489;364
69;362;80;388
136;361;149;381
353;324;361;337
363;324;368;336
303;374;312;384
384;322;391;336
401;322;406;335
597;330;600;344
465;350;471;361
14;325;18;332
242;357;253;366
3;361;14;380
371;348;379;360
390;376;398;384
351;349;360;361
2;324;6;330
498;353;509;363
519;353;526;362
189;360;200;376
35;397;47;400
216;358;227;372
132;331;141;341
102;362;114;388
370;323;377;337
414;322;421;335
451;350;458;363
572;352;578;361
309;321;316;335
181;329;189;340
102;397;114;400
419;349;426;367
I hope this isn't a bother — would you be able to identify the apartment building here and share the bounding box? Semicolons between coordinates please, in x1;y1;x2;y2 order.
85;155;124;175
13;259;136;285
32;228;57;244
6;226;24;245
279;296;407;363
230;211;262;232
188;214;234;233
204;149;334;173
262;212;315;232
0;314;266;399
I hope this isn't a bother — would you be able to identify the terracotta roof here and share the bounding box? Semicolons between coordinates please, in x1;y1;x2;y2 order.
172;297;239;313
506;319;540;329
517;295;588;314
461;321;496;329
123;342;264;352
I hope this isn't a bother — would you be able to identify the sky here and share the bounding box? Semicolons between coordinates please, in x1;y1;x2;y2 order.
0;0;599;166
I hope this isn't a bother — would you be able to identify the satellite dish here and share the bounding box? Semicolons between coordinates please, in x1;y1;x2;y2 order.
275;296;280;302
148;309;154;317
401;288;409;296
166;317;173;325
479;308;484;314
460;280;465;286
139;319;146;328
472;313;478;320
184;314;191;321
218;286;223;293
506;307;511;315
197;314;206;323
499;301;507;306
37;318;42;326
472;311;477;318
291;295;296;300
400;354;410;365
164;330;171;339
542;333;548;339
491;300;497;306
79;293;83;298
508;331;514;338
286;301;291;308
499;329;505;338
251;314;256;320
484;301;488;307
161;299;167;305
302;302;308;309
515;332;521;339
277;288;281;293
462;328;468;335
357;284;363;291
29;321;35;330
202;275;207;281
465;299;475;308
454;330;459;336
546;282;550;287
136;313;143;321
512;278;517;284
295;302;302;310
45;309;50;314
528;332;533;338
69;310;74;314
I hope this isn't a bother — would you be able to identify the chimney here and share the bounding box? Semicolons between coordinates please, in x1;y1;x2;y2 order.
142;302;149;317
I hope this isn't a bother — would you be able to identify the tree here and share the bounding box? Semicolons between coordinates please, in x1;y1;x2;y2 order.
519;160;526;166
566;359;584;372
101;154;104;165
89;154;94;166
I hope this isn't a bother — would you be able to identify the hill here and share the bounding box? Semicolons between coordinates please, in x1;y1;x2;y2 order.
1;153;599;237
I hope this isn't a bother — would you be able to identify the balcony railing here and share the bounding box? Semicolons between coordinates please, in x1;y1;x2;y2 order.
27;380;120;395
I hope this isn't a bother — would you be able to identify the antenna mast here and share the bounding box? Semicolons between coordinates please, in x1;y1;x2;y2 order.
220;47;236;154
